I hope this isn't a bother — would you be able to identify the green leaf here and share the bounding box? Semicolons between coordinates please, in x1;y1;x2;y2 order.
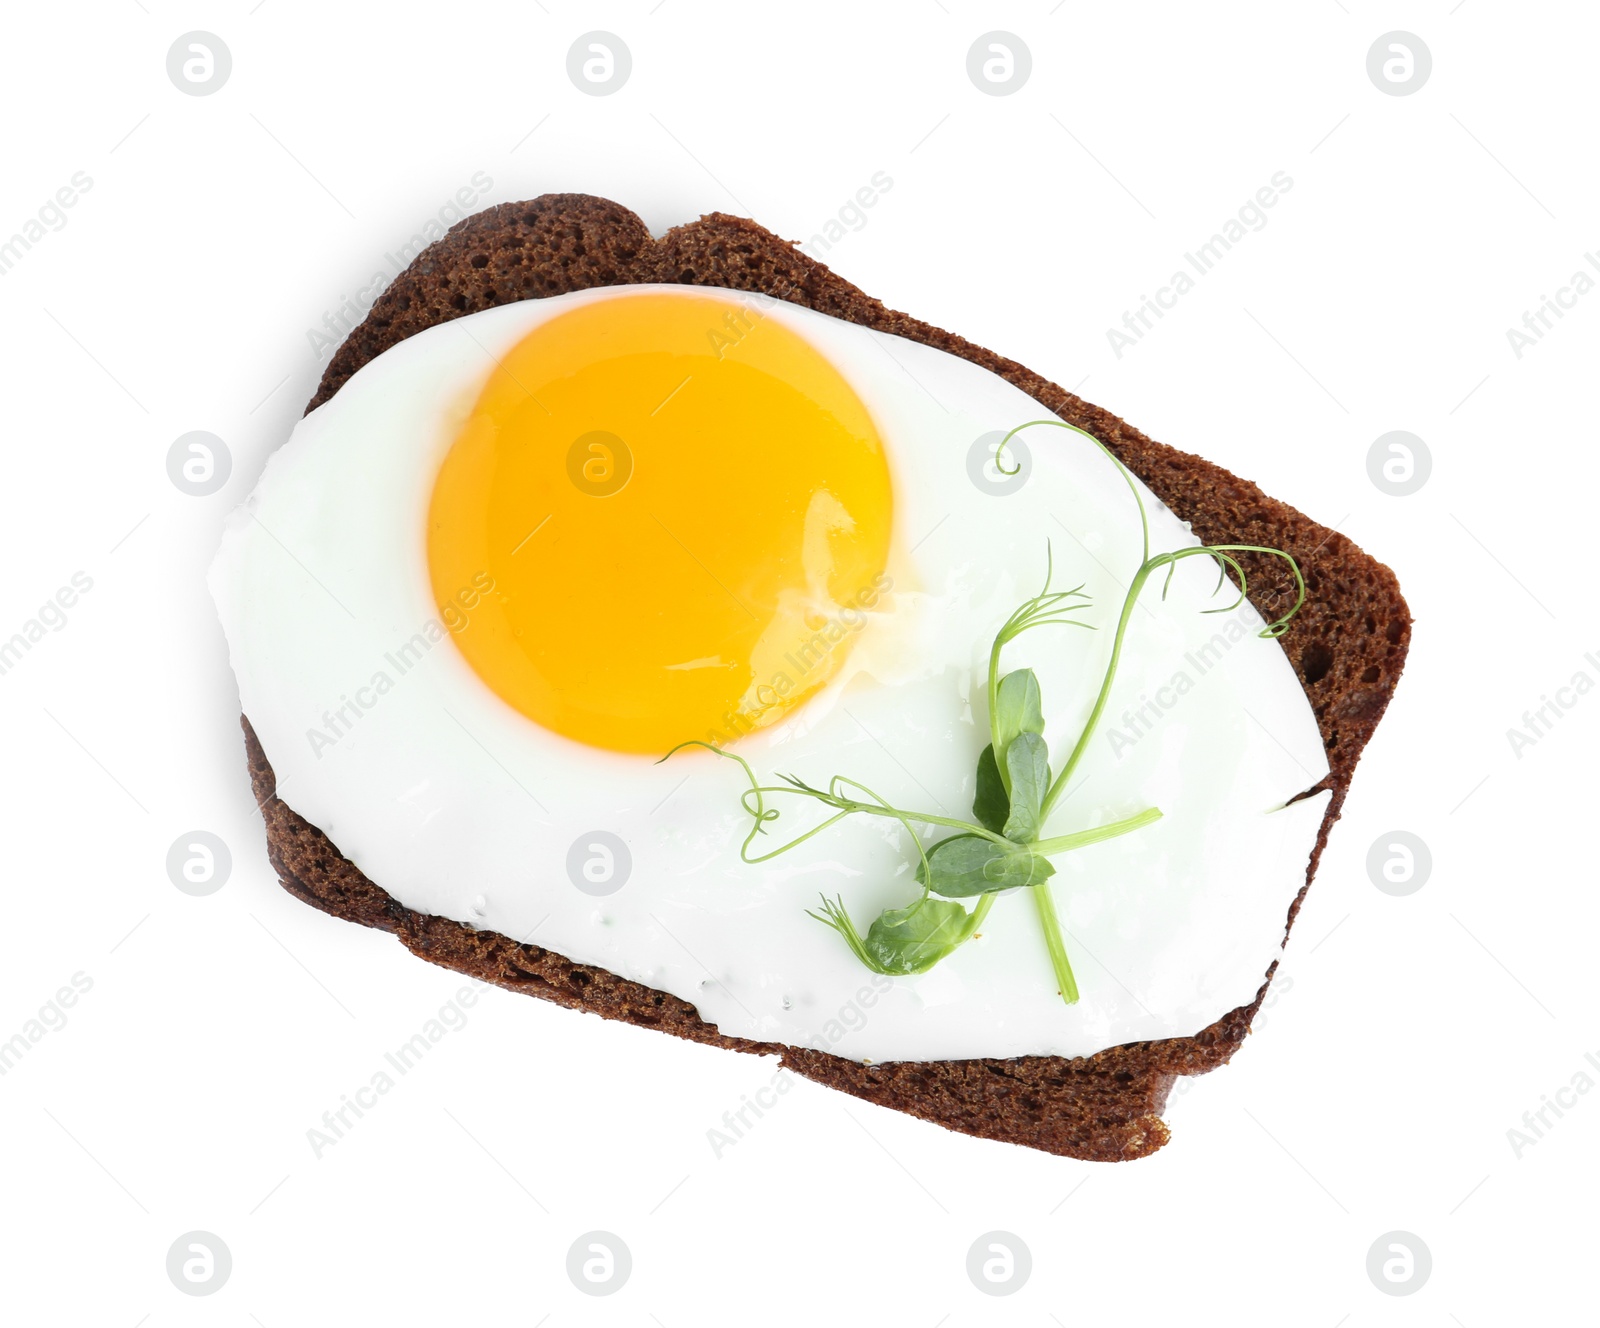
994;668;1045;757
807;893;980;976
973;744;1009;834
1001;731;1050;843
915;835;1000;895
862;897;979;975
916;833;1056;898
992;847;1055;888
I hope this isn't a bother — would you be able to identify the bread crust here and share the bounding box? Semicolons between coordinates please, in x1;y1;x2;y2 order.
247;194;1410;1161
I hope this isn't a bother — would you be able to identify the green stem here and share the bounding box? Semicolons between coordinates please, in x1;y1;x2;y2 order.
987;630;1009;795
1032;806;1162;856
1039;563;1153;821
1030;881;1079;1004
797;795;1007;845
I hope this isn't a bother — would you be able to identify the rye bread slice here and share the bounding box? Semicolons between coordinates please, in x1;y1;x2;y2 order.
245;193;1410;1162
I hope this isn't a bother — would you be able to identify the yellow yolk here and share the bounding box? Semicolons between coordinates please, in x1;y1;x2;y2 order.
427;292;894;755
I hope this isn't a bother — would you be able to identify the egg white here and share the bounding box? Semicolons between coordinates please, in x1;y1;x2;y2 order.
210;284;1330;1063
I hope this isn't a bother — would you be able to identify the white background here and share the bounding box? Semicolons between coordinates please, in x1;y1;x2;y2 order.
1;2;1594;1323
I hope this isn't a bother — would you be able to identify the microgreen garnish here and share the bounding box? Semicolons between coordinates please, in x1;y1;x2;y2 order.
663;419;1306;1005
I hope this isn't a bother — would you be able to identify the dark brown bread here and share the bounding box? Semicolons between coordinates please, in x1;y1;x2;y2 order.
249;194;1410;1161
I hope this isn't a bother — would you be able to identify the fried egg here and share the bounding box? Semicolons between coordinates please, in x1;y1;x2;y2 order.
210;284;1329;1063
427;293;893;754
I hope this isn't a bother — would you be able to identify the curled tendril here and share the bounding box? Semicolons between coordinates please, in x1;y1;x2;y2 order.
658;741;954;880
990;418;1305;639
995;419;1152;565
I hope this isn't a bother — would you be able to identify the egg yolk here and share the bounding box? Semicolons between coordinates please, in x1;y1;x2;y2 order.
427;292;894;755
